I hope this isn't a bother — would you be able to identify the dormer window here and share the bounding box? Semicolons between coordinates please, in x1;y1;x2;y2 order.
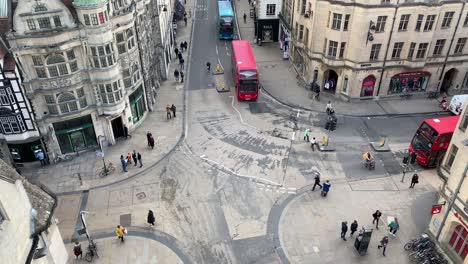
34;4;47;12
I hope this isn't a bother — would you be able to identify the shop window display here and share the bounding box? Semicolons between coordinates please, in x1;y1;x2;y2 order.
388;72;430;94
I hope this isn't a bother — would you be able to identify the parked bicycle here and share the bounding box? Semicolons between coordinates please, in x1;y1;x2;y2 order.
404;233;434;251
84;240;98;262
53;153;73;164
99;161;116;178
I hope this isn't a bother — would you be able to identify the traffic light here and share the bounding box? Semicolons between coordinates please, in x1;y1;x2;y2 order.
403;156;409;164
410;152;417;164
330;121;336;131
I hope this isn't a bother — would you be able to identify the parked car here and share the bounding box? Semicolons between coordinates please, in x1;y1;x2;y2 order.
448;94;468;115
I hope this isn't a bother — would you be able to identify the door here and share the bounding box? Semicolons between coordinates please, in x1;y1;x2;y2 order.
111;117;124;139
263;30;272;42
70;131;86;152
427;150;444;168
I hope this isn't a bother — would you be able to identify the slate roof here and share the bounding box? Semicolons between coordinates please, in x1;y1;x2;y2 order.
0;159;56;235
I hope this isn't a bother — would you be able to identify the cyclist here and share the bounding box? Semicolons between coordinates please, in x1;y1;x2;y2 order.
362;152;375;168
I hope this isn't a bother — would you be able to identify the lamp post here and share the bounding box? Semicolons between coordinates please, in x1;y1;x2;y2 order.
97;135;107;176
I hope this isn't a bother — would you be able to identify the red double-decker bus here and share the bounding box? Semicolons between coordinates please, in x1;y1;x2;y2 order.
409;116;460;168
231;40;260;101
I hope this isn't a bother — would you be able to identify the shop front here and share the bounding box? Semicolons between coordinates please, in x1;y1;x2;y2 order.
256;19;279;42
129;86;146;124
361;75;376;97
388;71;430;94
8;139;44;163
53;115;97;154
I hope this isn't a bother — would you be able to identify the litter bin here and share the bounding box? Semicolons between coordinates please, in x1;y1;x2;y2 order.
354;226;373;255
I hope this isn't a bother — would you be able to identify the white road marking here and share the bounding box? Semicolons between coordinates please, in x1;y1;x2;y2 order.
199;154;282;186
215;45;218;55
291;131;296;141
296;109;300;118
230;96;258;130
313;246;319;253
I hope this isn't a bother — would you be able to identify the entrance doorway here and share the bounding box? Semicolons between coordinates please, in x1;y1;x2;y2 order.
323;70;338;94
441;68;458;94
361;75;376;97
111;116;124;139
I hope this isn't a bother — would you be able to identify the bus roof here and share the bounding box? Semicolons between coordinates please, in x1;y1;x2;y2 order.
424;116;460;134
218;1;233;17
232;40;257;71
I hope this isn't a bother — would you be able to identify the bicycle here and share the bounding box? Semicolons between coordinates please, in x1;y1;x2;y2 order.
99;161;116;177
53;153;73;164
404;236;434;251
409;248;433;262
84;240;98;262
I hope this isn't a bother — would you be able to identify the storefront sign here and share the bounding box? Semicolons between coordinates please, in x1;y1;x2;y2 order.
431;204;443;215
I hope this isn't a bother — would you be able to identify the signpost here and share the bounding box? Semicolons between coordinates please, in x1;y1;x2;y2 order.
431;204;443;215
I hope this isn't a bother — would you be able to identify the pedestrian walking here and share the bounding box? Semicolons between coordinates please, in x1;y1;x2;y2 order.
166;104;172;119
146;131;152;146
184;16;188;26
377;236;389;256
178;52;183;61
326;101;333;115
303;128;310;142
116;225;125;242
174;47;179;58
131;150;137;166
310;137;317;151
73;241;82;259
120;155;128;172
243;13;247;23
350;220;358;236
36;150;46;166
389;217;399;236
149;136;155;149
372;210;382;229
171;104;177;118
410;173;419;188
340;221;348;241
147;210;155;226
248;0;251;4
179;58;185;70
137;152;142;167
184;41;188;51
311;173;322;191
174;69;180;82
180;42;184;52
180;71;184;82
321;180;331;197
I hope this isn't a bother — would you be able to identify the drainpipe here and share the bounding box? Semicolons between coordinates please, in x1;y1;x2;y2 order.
436;164;468;240
375;0;399;98
436;2;465;94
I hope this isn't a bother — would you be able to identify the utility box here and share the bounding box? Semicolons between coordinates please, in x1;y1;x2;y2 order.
354;226;373;255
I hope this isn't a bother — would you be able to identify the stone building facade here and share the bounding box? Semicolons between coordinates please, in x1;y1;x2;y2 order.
281;0;468;99
5;0;174;157
428;104;468;262
0;159;67;263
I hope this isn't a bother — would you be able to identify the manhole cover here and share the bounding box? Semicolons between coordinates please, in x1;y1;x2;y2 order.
136;192;146;200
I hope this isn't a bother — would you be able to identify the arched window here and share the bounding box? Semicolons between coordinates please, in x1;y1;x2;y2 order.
57;92;78;113
449;225;468;260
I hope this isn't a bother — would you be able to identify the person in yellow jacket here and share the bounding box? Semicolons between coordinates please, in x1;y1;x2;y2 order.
116;225;125;242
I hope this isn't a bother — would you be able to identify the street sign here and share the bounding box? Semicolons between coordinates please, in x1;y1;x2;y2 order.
96;151;104;158
431;204;443;215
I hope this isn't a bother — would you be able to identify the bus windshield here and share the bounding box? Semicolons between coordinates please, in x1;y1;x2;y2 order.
220;17;233;32
412;133;433;152
239;79;258;93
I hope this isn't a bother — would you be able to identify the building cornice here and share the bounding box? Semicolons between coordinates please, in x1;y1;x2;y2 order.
317;0;465;8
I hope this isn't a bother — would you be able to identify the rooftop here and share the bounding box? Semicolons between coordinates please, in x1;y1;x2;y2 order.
0;159;56;234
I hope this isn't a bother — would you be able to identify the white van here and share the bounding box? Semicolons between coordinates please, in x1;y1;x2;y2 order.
448;94;468;115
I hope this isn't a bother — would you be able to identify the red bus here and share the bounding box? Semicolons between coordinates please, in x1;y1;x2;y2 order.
231;40;260;101
409;116;460;168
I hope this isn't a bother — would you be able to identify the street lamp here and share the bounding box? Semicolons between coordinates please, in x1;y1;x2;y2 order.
97;135;107;176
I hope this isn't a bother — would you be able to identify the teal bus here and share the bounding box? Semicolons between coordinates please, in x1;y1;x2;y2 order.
218;1;234;39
